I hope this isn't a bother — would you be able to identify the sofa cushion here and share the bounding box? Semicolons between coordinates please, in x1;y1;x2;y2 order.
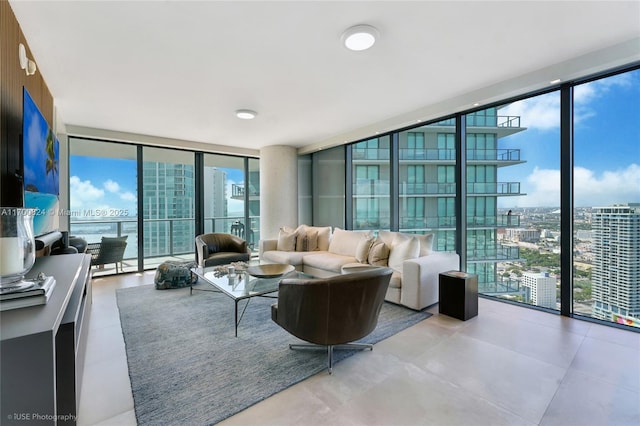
389;270;402;289
328;228;373;257
303;252;357;273
277;228;297;251
368;239;390;266
355;234;375;263
262;250;312;266
379;230;434;256
388;235;420;273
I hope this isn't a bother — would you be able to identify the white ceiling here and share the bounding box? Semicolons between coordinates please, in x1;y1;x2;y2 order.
9;1;640;154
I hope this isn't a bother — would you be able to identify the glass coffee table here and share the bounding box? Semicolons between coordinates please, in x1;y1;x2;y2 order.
190;263;301;337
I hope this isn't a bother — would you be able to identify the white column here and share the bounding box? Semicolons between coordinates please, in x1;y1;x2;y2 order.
260;145;298;240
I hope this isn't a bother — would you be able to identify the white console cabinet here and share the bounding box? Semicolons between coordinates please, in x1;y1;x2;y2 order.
1;254;92;425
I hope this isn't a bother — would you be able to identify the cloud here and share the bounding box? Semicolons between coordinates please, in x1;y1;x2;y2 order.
120;191;137;201
69;176;104;209
103;179;120;193
500;92;559;131
500;72;633;131
508;164;640;207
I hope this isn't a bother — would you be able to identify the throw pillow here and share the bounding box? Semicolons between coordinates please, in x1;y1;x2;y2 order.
355;234;375;263
388;236;420;273
296;228;319;252
276;228;297;251
367;239;390;266
329;228;373;257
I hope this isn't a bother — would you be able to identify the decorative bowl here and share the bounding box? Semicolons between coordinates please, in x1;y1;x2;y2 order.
246;264;295;278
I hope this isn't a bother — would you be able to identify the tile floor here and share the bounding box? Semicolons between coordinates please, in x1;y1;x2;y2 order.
78;272;640;426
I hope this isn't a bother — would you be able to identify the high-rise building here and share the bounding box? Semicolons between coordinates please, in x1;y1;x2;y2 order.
522;272;557;309
591;203;640;325
204;167;228;232
143;162;195;256
351;107;526;294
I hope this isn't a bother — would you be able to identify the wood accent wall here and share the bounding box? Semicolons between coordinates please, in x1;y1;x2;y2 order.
1;0;54;207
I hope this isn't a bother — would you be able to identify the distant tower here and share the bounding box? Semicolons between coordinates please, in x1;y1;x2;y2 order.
204;168;227;232
591;203;640;324
522;272;557;309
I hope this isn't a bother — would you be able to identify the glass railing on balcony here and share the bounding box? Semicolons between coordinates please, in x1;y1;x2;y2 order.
467;149;521;161
71;215;261;263
398;182;456;195
429;115;521;128
467;182;521;195
399;216;456;229
398;148;521;162
399;148;456;161
352;149;391;160
353;180;391;196
467;244;520;261
467;214;521;228
480;278;521;294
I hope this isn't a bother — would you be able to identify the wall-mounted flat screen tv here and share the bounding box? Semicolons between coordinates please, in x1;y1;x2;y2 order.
22;87;60;237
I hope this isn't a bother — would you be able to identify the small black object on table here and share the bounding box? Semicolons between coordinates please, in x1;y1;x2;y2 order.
438;271;478;321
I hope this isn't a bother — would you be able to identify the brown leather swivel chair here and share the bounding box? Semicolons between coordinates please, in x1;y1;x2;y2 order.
195;233;251;267
271;267;392;374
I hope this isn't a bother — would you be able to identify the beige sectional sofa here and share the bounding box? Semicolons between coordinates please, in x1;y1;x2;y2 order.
259;225;460;310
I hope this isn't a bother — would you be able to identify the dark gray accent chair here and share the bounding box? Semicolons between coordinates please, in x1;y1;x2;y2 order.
195;233;251;267
86;235;128;273
271;267;392;374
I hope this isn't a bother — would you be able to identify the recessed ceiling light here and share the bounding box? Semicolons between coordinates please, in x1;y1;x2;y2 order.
473;102;481;107
342;24;379;51
550;79;562;85
236;109;257;120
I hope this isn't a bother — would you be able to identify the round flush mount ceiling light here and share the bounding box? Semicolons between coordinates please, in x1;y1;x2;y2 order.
235;109;257;120
342;24;379;51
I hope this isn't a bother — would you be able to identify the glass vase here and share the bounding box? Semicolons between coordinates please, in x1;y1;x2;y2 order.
0;208;36;287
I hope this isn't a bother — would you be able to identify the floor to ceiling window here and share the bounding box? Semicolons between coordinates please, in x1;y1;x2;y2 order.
468;96;561;309
352;137;391;231
203;154;246;238
313;146;345;228
573;68;640;328
142;147;195;269
247;158;261;248
68;138;138;276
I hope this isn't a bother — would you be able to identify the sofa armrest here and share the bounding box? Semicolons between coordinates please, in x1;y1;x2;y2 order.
259;239;278;261
401;251;460;310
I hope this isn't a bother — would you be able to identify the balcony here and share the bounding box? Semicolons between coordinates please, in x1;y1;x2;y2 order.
70;215;260;276
467;244;521;262
399;148;522;164
230;184;260;201
468;214;521;228
467;182;521;196
396;182;521;196
399;216;456;229
352;149;390;161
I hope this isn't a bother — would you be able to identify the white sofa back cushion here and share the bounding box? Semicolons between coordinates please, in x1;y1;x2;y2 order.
329;228;373;257
379;230;434;256
388;234;420;273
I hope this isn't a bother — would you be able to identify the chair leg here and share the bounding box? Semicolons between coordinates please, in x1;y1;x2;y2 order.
289;343;373;374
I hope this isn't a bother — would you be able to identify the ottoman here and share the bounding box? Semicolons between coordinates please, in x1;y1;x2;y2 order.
155;260;198;289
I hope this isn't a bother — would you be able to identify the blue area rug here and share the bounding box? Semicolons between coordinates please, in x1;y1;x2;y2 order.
116;284;431;425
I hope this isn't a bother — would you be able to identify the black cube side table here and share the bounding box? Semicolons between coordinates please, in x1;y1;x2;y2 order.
439;271;478;320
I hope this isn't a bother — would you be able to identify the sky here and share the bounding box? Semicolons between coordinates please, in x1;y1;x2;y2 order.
497;68;640;208
69;69;640;217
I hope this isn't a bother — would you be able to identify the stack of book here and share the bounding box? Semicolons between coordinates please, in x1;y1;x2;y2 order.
0;276;57;312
